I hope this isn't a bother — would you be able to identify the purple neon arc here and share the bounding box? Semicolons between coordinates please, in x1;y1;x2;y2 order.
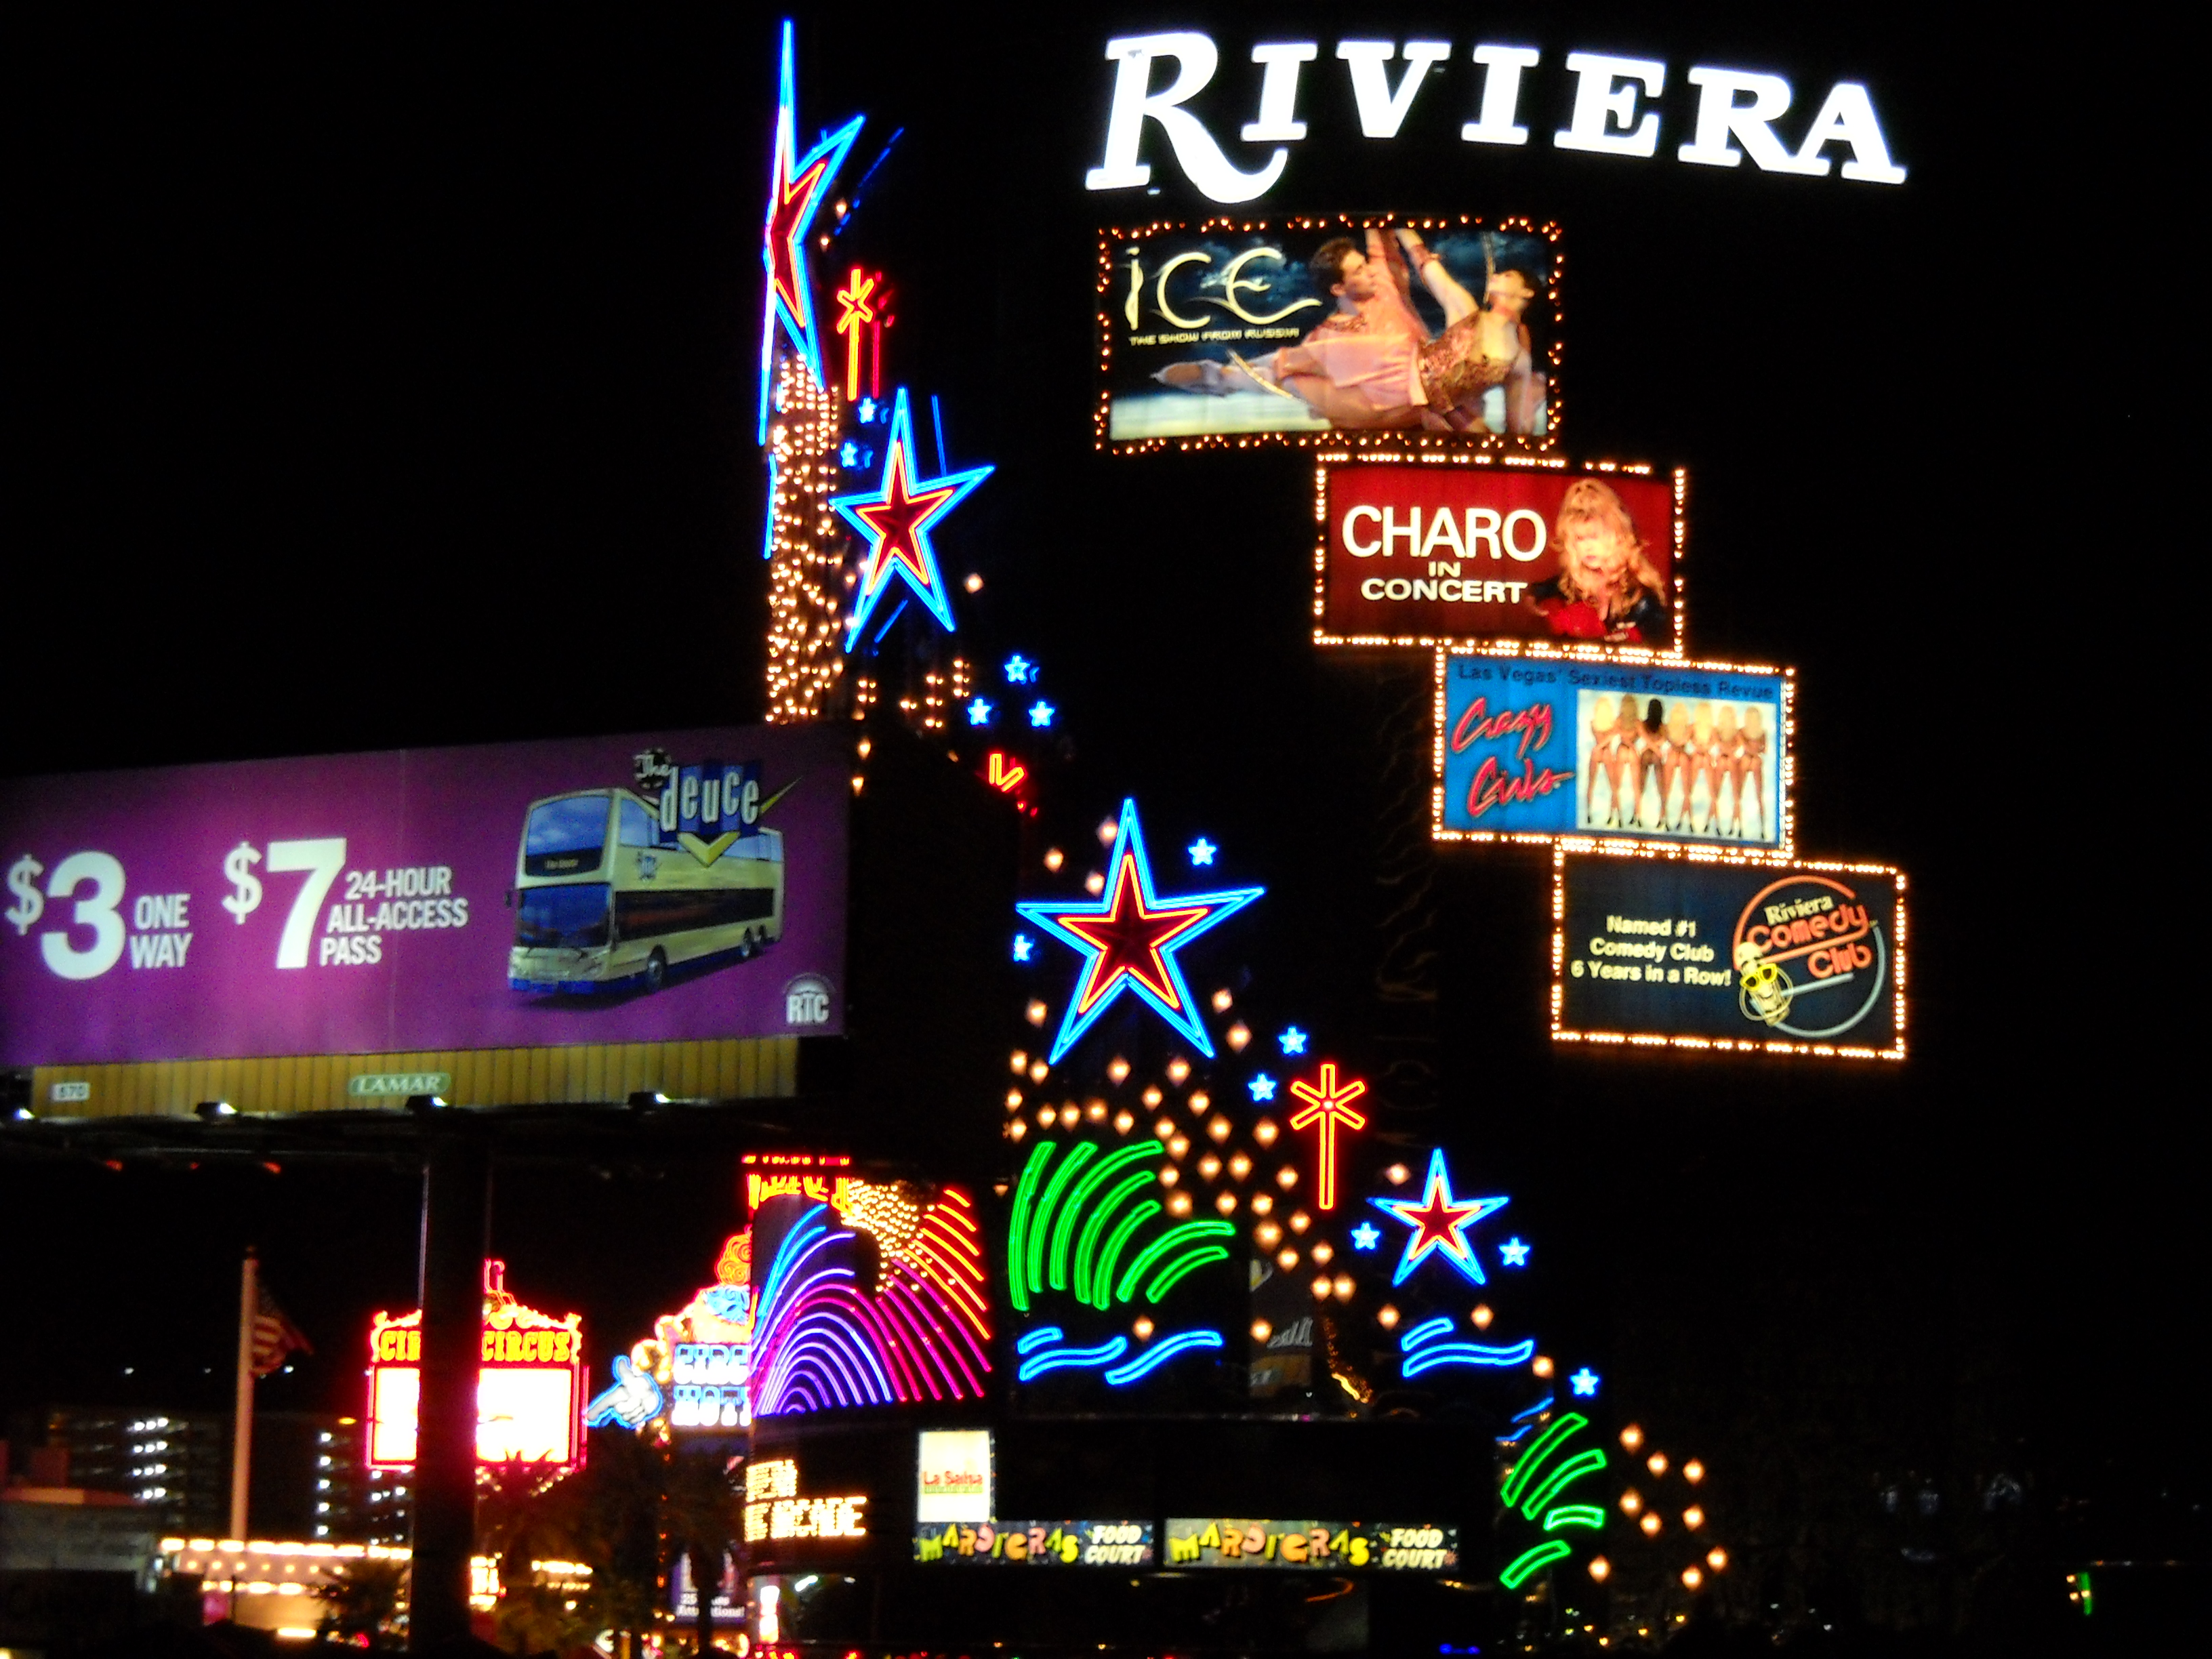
750;1200;992;1416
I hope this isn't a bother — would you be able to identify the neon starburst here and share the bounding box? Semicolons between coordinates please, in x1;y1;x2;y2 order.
758;20;863;438
832;388;991;650
1017;800;1262;1063
1370;1149;1510;1288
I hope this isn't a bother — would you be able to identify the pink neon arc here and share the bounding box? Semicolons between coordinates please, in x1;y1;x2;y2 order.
1288;1061;1368;1210
750;1189;991;1416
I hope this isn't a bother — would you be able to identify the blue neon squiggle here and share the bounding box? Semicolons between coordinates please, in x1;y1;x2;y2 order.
1401;1317;1456;1350
1401;1338;1537;1378
1511;1393;1557;1422
1016;1337;1129;1382
1015;1326;1063;1357
1103;1328;1223;1386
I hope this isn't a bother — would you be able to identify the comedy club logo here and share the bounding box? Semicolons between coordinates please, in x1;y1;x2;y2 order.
1729;874;1885;1040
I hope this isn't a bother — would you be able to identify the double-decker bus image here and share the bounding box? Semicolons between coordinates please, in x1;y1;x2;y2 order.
508;787;783;994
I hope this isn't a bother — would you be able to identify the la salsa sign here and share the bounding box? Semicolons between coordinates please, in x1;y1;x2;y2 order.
1088;34;1906;203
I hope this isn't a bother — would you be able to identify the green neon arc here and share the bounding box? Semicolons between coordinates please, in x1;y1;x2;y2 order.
1498;1540;1572;1590
1144;1245;1231;1303
1542;1505;1605;1532
1115;1219;1237;1303
1091;1202;1163;1307
1027;1142;1098;1294
1520;1448;1607;1520
1052;1143;1161;1291
1007;1142;1057;1313
1500;1412;1590;1508
1074;1170;1161;1307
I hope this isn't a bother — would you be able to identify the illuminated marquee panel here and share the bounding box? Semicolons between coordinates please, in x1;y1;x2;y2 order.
913;1520;1153;1567
1552;842;1906;1061
1317;457;1683;653
742;1456;867;1544
366;1262;583;1471
1163;1519;1458;1572
1433;646;1795;853
1097;217;1561;455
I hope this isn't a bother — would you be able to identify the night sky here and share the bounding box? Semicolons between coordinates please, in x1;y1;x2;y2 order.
3;1;2184;1615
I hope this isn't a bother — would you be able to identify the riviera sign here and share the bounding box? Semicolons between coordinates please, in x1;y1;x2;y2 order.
1087;35;1906;203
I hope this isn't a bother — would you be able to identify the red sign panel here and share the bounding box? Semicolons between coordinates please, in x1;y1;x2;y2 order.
1315;462;1683;653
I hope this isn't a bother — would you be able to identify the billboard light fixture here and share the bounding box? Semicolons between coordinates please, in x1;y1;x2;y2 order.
195;1100;236;1120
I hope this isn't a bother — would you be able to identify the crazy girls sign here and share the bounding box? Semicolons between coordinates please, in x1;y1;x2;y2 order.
1433;651;1790;850
1086;34;1907;204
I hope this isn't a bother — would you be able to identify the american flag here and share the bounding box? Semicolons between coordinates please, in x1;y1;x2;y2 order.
250;1283;312;1378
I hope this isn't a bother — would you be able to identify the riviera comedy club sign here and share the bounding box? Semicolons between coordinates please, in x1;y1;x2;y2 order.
1086;35;1906;203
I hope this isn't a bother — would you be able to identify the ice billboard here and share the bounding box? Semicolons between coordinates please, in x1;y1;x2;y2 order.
0;724;848;1070
1099;219;1557;449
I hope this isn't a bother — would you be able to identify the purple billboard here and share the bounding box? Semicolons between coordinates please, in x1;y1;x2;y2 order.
0;724;848;1067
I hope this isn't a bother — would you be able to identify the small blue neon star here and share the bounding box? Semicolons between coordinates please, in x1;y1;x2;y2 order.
857;396;878;424
1499;1237;1531;1267
1012;934;1034;963
1188;837;1216;866
966;697;994;726
1028;700;1056;727
1351;1221;1381;1251
839;441;859;467
1570;1367;1600;1397
1248;1073;1277;1102
1279;1026;1308;1056
1004;655;1036;684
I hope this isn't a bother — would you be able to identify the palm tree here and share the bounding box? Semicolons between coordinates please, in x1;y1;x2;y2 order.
661;1449;746;1657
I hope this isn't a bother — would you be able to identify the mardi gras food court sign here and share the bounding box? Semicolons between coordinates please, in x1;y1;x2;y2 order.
1084;33;1906;203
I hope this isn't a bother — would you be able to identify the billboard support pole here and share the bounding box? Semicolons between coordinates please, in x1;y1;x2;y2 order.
228;1248;255;1540
408;1129;490;1650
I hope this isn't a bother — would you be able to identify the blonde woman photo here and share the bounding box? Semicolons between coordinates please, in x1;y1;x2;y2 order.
1528;478;1671;646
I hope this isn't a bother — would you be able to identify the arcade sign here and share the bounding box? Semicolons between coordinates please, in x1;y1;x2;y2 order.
1086;34;1906;203
743;1456;868;1544
366;1261;584;1471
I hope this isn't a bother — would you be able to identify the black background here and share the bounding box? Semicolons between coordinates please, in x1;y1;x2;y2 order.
3;2;2184;1631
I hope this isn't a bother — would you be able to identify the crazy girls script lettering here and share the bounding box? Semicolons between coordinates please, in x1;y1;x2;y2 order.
1449;696;1572;821
1087;35;1906;203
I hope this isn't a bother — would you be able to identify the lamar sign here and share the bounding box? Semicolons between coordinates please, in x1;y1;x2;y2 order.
1087;35;1906;203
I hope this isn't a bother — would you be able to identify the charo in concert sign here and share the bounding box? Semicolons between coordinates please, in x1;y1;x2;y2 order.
0;723;848;1069
1324;462;1681;649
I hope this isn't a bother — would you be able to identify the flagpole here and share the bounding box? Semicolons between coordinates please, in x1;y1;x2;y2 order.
230;1247;256;1540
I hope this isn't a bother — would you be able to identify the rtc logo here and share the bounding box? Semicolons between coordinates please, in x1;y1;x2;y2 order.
783;974;834;1027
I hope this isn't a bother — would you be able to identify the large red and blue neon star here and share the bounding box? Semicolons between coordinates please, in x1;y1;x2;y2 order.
1019;800;1263;1063
1370;1149;1511;1287
831;388;991;649
760;20;863;432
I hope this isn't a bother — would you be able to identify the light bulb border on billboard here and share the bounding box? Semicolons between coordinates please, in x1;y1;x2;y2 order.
1093;214;1563;457
1549;840;1906;1063
1430;645;1797;856
1313;454;1687;656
